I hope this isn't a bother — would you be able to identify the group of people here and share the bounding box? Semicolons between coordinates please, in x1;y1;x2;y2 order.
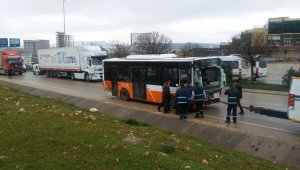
158;80;206;120
157;79;244;122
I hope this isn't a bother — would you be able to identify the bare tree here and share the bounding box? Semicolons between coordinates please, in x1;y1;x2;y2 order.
228;30;272;82
178;42;199;57
111;41;131;58
134;32;173;54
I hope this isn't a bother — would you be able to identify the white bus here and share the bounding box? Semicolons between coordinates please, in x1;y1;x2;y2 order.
219;55;251;80
103;54;226;107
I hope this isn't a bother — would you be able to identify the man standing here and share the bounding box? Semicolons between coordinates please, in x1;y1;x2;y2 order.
224;83;239;123
176;83;189;119
192;82;206;118
158;80;171;113
235;81;244;114
7;64;13;79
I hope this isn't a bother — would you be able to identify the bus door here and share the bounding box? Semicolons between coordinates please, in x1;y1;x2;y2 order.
132;68;146;100
111;69;118;97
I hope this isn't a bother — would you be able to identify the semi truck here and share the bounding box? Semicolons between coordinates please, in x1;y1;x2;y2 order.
0;49;24;75
37;46;108;81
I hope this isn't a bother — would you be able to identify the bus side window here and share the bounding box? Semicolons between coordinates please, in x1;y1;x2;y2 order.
118;67;131;82
147;67;161;85
179;68;190;84
162;67;178;86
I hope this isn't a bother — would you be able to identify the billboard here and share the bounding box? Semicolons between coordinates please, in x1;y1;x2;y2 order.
0;38;9;47
9;38;21;47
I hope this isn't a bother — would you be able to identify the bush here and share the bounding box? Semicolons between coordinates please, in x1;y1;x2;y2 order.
282;67;300;87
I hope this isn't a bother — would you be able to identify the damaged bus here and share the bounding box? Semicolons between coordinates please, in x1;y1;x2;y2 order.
103;54;226;107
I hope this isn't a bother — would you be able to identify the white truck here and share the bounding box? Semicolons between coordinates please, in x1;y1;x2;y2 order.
37;46;108;81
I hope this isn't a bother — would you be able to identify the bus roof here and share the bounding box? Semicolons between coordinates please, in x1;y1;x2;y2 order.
104;55;221;63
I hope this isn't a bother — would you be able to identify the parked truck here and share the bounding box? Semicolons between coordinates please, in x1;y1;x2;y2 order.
0;49;24;75
37;46;108;81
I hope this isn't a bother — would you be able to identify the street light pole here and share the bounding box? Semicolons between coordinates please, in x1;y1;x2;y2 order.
63;0;66;36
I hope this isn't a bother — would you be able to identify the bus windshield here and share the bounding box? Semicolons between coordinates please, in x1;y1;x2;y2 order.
91;56;108;65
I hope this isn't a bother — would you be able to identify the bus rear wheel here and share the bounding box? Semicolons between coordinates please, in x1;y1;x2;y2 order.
120;89;130;101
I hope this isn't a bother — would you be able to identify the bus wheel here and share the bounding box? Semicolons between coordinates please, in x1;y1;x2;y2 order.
170;96;175;109
120;89;130;101
84;73;90;82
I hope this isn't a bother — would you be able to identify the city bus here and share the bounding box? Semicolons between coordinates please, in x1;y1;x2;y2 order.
103;54;226;107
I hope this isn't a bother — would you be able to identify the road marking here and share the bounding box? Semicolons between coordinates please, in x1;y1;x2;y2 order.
204;114;300;134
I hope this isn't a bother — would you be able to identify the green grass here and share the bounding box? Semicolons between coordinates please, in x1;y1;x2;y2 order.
0;86;294;170
239;80;289;92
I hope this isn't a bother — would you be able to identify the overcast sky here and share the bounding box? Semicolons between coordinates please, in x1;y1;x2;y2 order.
0;0;299;44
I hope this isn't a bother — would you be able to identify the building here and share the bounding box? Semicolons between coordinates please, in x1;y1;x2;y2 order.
23;40;50;63
267;17;300;59
56;32;74;48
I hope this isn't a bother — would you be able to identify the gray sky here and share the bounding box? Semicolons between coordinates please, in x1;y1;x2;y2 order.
0;0;299;44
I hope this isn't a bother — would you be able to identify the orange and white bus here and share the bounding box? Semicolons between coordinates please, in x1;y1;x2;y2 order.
103;54;226;107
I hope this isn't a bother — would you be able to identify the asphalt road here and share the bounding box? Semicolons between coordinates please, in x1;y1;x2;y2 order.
1;72;300;142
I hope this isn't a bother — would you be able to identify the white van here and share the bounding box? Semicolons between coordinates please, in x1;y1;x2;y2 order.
288;77;300;123
220;55;251;80
253;58;267;79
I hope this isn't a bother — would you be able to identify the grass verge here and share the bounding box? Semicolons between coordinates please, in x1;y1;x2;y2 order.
0;86;294;169
239;80;289;92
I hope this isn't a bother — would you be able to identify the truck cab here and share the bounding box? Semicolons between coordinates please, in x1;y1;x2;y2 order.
288;77;300;122
0;50;24;75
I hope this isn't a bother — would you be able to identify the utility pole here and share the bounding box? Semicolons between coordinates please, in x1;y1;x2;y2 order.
63;0;66;35
63;0;66;47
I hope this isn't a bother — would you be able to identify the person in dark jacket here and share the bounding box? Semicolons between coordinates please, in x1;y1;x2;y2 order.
157;80;171;113
186;81;193;112
235;80;244;114
176;83;189;119
7;64;13;79
224;83;239;123
192;82;206;118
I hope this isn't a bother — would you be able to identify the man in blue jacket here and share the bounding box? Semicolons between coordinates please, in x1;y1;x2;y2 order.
224;83;239;123
176;83;189;119
192;82;206;118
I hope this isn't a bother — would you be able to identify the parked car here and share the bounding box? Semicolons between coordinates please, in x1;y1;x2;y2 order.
288;77;300;123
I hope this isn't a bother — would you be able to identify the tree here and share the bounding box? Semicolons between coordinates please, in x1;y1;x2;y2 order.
282;67;300;87
228;30;272;82
111;41;131;58
134;32;173;54
178;42;199;57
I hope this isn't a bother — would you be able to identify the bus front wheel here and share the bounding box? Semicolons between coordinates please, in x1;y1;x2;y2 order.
120;89;130;101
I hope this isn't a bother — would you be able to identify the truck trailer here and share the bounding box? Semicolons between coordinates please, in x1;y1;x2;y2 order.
37;46;108;81
0;49;24;75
